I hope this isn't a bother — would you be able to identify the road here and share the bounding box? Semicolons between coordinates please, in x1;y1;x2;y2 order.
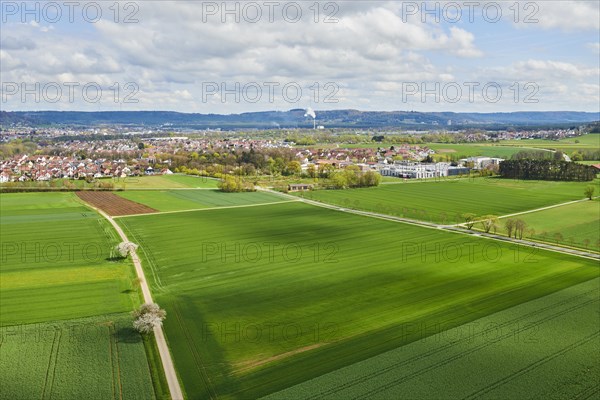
265;189;600;261
81;202;184;400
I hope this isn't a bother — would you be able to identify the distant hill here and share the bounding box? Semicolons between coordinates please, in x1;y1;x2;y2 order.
1;110;598;130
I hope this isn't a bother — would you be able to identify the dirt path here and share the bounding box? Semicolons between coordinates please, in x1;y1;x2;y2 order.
448;196;600;227
80;200;184;400
113;199;301;219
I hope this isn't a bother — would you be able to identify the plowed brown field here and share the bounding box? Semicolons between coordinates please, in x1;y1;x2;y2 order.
76;191;157;216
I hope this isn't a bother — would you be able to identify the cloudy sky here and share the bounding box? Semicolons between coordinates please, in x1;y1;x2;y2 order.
1;1;599;113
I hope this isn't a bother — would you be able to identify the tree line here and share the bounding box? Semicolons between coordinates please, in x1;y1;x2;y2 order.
499;159;597;181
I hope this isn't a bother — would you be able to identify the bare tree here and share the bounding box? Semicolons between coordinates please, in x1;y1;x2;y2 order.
505;219;516;238
515;219;527;239
554;232;564;244
480;215;499;233
583;238;590;249
462;213;477;230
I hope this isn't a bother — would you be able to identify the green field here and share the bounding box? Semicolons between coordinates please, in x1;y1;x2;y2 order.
118;202;599;399
427;143;536;160
577;160;600;166
0;174;220;190
0;192;138;325
0;192;159;398
116;189;289;212
265;278;600;400
502;133;600;149
0;314;155;400
296;178;599;224
492;200;600;252
112;174;220;189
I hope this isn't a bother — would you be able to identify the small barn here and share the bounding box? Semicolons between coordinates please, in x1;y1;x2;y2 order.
288;184;313;192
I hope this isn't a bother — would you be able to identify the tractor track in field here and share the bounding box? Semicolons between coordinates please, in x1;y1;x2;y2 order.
109;323;124;400
301;286;599;400
348;297;599;400
462;331;600;400
41;328;61;400
172;303;218;399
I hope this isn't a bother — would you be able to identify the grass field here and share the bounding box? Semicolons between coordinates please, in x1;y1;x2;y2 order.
265;277;600;400
0;313;155;400
296;178;600;224
118;202;599;399
116;189;289;212
0;192;138;325
490;200;600;252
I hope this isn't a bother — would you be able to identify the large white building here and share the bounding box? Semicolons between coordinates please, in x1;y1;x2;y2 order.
459;157;504;170
379;162;451;179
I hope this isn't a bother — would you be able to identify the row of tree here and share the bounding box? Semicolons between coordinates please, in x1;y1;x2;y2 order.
218;175;256;192
499;159;597;181
329;167;382;189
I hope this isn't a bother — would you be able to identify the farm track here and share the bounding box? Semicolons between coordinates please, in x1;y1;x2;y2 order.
113;199;300;219
75;192;157;216
76;198;184;400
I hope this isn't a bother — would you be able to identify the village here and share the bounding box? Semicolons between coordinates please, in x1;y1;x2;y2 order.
0;138;499;183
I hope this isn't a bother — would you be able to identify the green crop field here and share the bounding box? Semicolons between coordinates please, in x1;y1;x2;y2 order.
265;277;600;400
0;174;220;191
427;144;535;160
491;200;600;252
112;174;220;189
502;134;600;149
0;313;155;400
296;178;600;224
0;192;162;399
577;160;600;165
116;189;290;212
0;192;138;325
118;202;599;399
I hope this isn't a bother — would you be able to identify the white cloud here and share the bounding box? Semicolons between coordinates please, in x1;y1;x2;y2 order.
0;1;598;112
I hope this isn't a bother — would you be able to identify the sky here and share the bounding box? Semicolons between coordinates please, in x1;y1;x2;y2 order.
1;0;599;113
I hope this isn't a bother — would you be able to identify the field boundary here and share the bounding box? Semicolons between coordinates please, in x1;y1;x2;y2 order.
114;199;301;219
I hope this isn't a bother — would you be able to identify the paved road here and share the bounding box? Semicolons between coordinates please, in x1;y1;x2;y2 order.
266;189;600;261
82;202;184;400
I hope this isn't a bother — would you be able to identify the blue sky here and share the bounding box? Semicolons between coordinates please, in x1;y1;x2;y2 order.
1;1;598;113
